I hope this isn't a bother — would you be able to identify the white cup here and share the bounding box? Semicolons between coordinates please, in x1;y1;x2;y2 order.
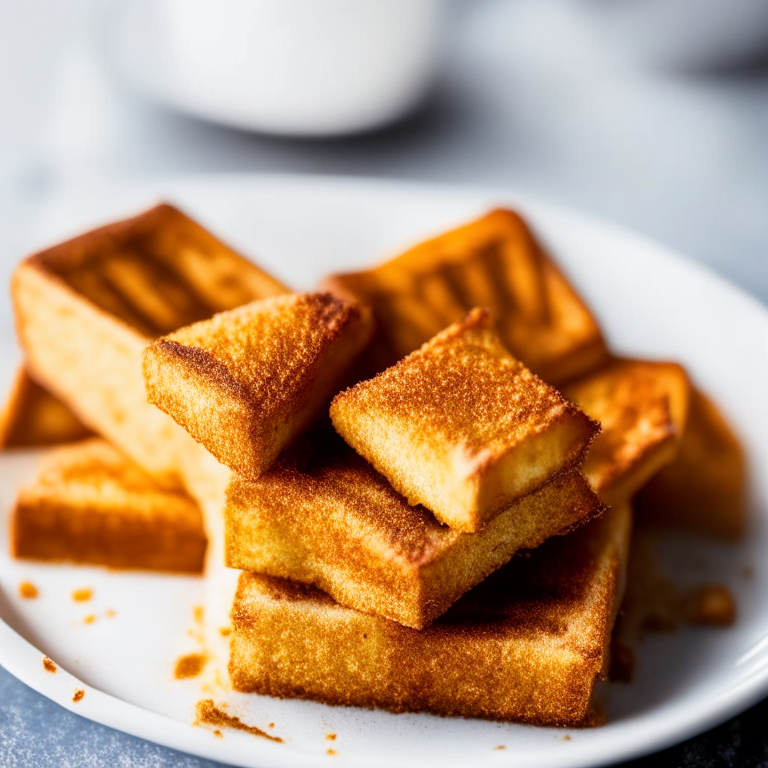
107;0;447;136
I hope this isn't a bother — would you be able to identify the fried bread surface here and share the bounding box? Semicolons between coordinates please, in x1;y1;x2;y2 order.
636;387;746;540
563;358;691;506
11;438;205;572
25;203;286;336
225;430;605;629
323;208;608;384
11;203;287;494
331;308;599;531
229;502;631;725
0;367;93;448
144;292;374;480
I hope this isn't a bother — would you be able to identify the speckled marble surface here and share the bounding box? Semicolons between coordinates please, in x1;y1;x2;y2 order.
1;0;767;765
0;668;227;768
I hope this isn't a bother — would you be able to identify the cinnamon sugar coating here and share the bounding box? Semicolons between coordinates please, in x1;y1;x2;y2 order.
331;308;599;531
225;430;605;629
563;358;690;506
144;293;374;479
229;503;631;726
11;203;288;491
11;438;206;572
322;208;608;384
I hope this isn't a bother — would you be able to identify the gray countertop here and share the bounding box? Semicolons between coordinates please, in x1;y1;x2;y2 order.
1;0;766;765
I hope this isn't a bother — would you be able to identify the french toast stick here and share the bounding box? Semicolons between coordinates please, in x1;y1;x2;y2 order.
11;203;287;504
229;502;631;726
225;430;605;629
636;387;746;540
144;293;374;480
331;308;598;531
563;358;690;506
323;208;609;384
11;438;205;572
0;366;93;448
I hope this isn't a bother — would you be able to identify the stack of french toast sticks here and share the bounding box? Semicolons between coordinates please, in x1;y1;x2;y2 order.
4;205;745;727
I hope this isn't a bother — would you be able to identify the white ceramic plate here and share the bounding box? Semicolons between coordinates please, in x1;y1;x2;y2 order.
1;174;767;768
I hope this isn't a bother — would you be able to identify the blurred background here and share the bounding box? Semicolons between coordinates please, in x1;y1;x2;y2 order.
2;0;768;327
1;0;767;765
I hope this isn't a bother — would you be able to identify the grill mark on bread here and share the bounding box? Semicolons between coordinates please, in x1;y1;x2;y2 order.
322;208;607;383
25;203;288;339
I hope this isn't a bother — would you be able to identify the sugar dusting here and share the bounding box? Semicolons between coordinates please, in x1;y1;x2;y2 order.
194;699;282;743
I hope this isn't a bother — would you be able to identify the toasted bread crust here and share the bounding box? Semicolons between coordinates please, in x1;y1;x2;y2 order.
0;367;93;449
331;308;599;530
563;358;691;505
229;503;631;725
11;203;288;501
25;203;287;337
144;293;375;479
323;208;608;384
11;439;206;572
225;429;605;628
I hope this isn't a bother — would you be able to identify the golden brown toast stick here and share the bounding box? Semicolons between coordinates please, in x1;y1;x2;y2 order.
11;203;287;499
323;208;608;384
11;204;291;658
225;430;605;629
331;308;598;531
636;387;746;540
143;293;374;480
0;366;93;448
230;502;631;726
563;358;691;506
12;438;205;572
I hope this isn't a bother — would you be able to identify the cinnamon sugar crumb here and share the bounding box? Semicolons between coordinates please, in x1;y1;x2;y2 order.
326;733;337;740
327;749;337;756
213;730;223;738
495;745;506;750
194;699;282;742
269;723;275;728
193;606;204;623
174;653;207;679
19;582;38;599
219;627;232;636
106;610;116;618
72;588;92;602
84;614;96;624
564;735;572;741
685;585;736;626
42;657;56;673
72;688;85;702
